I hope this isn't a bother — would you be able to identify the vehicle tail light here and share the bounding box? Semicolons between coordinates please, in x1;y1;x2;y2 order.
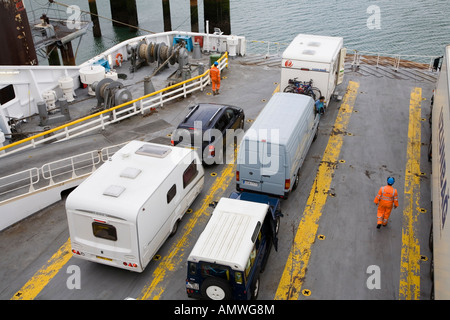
236;171;240;182
72;249;81;255
171;139;174;146
285;179;290;190
123;262;138;268
209;145;215;157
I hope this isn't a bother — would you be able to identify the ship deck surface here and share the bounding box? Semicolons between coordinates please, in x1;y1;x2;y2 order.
0;54;436;301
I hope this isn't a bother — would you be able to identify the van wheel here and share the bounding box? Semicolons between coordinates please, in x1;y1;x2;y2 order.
201;277;231;300
169;219;180;237
292;170;300;190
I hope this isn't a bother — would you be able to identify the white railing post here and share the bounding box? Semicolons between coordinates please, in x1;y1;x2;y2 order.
70;157;76;179
28;168;36;192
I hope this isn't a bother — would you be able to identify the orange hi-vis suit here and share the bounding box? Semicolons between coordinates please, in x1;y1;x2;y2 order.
210;65;221;91
374;185;399;226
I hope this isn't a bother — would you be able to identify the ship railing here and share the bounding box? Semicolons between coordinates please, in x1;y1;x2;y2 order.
0;142;128;203
246;39;289;57
0;52;228;158
348;49;441;72
244;40;442;73
0;168;40;201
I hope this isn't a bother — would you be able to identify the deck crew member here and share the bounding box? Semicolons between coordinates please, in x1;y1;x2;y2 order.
210;61;221;95
374;177;398;229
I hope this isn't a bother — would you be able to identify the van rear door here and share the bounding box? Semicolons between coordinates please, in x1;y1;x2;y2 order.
260;142;285;196
238;138;262;192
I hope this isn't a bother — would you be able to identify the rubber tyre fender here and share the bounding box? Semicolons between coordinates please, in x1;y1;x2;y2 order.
201;277;232;300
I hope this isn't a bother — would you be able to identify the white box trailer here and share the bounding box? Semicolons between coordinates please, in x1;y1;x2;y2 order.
66;141;204;272
281;34;346;103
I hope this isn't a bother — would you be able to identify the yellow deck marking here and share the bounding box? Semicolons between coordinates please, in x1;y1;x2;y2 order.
399;87;422;300
274;81;359;300
11;239;72;300
138;162;236;300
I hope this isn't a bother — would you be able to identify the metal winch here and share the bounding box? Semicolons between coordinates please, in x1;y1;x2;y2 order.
92;78;132;110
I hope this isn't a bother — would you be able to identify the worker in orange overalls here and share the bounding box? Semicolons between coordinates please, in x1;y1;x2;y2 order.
210;61;221;95
374;177;399;229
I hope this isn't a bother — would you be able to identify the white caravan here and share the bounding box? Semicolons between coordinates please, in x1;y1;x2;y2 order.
281;34;346;103
66;141;204;272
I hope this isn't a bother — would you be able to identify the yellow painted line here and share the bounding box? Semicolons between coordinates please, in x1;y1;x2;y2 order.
273;83;280;94
274;81;360;300
399;87;422;300
138;162;236;300
11;239;72;300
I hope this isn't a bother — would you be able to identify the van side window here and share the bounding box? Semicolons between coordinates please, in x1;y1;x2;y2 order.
167;184;177;203
183;161;198;189
92;222;117;241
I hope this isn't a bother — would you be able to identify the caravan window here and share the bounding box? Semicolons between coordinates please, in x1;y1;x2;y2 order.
167;184;177;203
92;222;117;241
183;161;198;188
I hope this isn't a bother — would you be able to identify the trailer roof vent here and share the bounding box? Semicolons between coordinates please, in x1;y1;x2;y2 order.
307;41;321;47
120;167;141;179
302;50;316;55
135;144;171;158
103;185;125;198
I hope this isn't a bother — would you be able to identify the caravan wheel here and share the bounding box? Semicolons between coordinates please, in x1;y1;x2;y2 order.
169;219;180;237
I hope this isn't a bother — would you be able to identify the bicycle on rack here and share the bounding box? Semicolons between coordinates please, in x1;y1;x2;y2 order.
283;78;322;101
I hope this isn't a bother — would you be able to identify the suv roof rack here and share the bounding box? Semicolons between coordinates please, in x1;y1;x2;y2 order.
182;104;199;123
207;107;223;126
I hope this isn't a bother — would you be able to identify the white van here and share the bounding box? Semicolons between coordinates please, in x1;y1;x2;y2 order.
236;92;319;198
66;141;204;272
281;34;346;103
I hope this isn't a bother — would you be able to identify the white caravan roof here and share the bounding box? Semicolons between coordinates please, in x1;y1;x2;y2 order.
282;34;343;64
66;140;195;221
188;197;268;271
